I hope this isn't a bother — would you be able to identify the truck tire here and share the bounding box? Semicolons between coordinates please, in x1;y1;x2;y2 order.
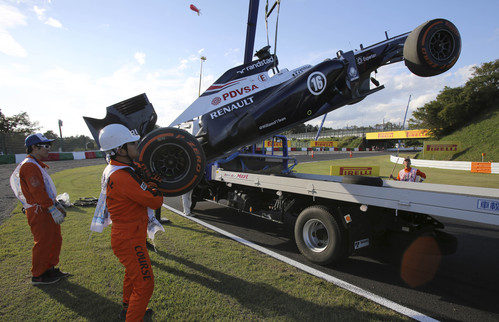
137;127;206;196
403;18;461;77
294;206;347;265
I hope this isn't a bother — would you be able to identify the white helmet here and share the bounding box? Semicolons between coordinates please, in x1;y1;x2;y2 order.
98;124;140;151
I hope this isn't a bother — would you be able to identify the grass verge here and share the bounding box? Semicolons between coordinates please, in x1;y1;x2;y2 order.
295;154;498;188
0;164;407;321
415;107;499;162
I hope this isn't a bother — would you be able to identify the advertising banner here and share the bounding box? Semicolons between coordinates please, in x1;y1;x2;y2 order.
264;140;283;148
423;141;460;159
310;141;338;148
330;166;380;176
471;162;491;173
366;129;431;140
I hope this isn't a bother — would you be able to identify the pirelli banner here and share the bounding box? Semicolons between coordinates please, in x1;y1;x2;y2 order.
310;141;338;148
330;166;380;176
366;129;431;140
423;141;460;159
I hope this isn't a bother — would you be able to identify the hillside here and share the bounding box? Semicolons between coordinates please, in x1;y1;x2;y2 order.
417;107;499;162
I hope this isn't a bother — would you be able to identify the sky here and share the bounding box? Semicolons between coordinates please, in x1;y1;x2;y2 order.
0;0;498;137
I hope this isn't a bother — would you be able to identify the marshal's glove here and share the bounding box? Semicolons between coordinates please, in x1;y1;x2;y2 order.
135;162;163;196
147;175;164;197
55;201;67;217
48;205;65;224
135;161;153;181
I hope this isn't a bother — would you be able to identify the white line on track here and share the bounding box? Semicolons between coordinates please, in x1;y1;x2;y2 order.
162;203;437;322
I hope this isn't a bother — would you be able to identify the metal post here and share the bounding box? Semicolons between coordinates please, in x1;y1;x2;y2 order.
198;56;206;97
390;95;412;178
315;113;328;141
244;0;260;64
58;119;63;152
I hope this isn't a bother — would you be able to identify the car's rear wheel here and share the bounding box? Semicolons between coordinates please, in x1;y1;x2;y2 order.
138;127;205;196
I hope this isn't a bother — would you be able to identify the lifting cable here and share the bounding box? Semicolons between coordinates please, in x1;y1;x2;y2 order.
265;0;281;73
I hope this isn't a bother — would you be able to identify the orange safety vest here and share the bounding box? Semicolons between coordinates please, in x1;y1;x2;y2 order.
106;160;163;236
397;167;426;182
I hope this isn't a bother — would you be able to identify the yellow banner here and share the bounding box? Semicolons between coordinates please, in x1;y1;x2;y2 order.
264;140;283;148
330;166;380;176
423;141;460;159
310;141;338;148
366;129;431;140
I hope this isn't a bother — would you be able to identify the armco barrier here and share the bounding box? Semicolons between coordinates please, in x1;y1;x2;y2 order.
73;152;86;160
84;151;97;159
47;153;60;161
390;155;498;173
12;150;105;164
59;153;74;160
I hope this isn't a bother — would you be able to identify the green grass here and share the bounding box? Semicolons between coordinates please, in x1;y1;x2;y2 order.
417;107;499;162
0;164;407;321
295;154;498;188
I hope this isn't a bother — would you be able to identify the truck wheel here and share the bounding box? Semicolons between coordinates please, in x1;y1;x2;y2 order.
294;206;346;265
138;127;206;196
403;19;461;77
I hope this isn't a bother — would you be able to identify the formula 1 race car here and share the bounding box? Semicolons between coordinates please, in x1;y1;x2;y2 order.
84;18;461;196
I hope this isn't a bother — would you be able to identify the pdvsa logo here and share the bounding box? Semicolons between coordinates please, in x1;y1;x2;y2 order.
222;84;259;101
211;97;221;105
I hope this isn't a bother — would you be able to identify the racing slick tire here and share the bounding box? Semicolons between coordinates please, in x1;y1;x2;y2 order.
138;127;206;196
403;18;461;77
294;206;347;265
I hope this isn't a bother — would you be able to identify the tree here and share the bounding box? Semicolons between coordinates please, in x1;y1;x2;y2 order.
408;59;498;137
43;130;58;139
0;110;39;134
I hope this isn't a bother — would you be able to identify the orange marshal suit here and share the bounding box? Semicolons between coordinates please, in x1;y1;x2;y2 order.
106;159;163;321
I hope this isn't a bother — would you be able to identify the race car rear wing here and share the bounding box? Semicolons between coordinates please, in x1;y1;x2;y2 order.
83;93;157;148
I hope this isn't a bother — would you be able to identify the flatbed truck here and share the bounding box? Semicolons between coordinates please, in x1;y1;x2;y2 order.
191;137;499;265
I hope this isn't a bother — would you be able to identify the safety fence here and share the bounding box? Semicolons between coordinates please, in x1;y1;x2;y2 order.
0;151;106;165
390;155;499;174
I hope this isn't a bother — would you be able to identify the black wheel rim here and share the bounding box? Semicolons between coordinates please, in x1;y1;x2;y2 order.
428;29;455;61
150;143;191;183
